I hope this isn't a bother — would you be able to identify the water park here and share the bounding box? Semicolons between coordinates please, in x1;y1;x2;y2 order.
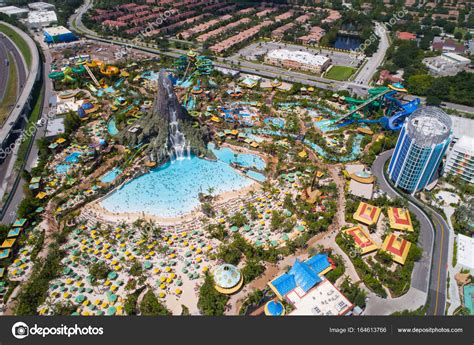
2;43;426;316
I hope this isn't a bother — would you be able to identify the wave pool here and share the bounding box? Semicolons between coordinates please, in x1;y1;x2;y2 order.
101;153;262;218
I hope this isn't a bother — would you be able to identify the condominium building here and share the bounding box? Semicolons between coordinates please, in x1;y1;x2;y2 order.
444;136;474;184
388;107;453;194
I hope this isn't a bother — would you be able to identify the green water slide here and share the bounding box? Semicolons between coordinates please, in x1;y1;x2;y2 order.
48;71;64;79
72;65;86;74
368;87;389;95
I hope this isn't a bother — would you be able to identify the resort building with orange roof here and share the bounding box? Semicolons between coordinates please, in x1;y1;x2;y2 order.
344;226;379;254
353;202;381;226
381;233;412;265
387;207;414;232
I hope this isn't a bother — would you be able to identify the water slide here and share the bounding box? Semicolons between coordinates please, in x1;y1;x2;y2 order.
336;87;392;124
48;71;64;79
335;83;420;130
100;65;120;76
382;98;420;130
84;64;100;87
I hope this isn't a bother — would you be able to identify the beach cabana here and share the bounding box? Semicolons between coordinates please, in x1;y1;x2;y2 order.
0;238;16;248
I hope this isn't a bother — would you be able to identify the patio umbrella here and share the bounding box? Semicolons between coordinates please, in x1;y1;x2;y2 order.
108;271;118;280
75;295;86;303
106;306;116;316
106;292;118;303
296;225;305;232
143;261;152;270
230;226;239;232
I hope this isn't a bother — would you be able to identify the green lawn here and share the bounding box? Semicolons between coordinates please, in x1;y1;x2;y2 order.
325;66;356;81
0;23;32;68
0;52;18;125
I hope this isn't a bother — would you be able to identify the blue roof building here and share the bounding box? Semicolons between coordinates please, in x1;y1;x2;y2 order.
268;254;332;300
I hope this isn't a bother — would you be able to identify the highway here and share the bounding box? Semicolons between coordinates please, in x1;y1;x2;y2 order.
370;150;448;315
0;38;9;102
0;22;40;225
0;23;30;215
0;31;27;106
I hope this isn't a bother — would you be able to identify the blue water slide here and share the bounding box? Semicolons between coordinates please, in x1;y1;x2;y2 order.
384;98;421;130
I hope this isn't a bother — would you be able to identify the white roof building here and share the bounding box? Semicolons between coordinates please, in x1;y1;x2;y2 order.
28;2;55;11
267;49;330;68
26;10;57;29
0;6;29;18
441;52;471;65
457;234;474;272
289;279;353;316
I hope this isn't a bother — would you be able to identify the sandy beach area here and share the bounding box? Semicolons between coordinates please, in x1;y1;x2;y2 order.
85;182;261;225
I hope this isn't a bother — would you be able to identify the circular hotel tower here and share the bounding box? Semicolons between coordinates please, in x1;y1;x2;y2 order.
388;107;452;194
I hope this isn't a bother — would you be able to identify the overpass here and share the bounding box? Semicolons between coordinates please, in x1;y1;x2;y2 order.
0;22;40;156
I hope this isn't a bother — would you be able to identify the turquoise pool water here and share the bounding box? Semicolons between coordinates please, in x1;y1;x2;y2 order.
65;152;81;163
264;117;285;129
464;285;474;315
254;129;363;162
246;170;266;182
107;117;119;136
101;168;122;183
304;134;364;162
55;164;70;174
209;143;265;170
313;119;338;133
101;155;257;217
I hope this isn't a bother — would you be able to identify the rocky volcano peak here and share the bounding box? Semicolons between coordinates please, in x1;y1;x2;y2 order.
118;69;210;163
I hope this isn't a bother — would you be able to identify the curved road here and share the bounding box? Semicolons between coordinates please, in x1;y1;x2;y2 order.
0;22;40;225
0;38;9;102
371;150;448;315
0;31;27;105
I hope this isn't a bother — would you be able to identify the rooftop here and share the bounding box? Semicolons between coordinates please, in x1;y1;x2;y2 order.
0;5;29;15
406;107;452;147
344;226;379;254
267;49;330;67
44;26;73;36
381;233;412;265
353;202;381;226
457;234;474;271
268;254;332;299
289;279;353;316
387;207;414;232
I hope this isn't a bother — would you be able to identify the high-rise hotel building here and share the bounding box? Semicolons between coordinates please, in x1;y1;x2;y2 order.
388;107;452;194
